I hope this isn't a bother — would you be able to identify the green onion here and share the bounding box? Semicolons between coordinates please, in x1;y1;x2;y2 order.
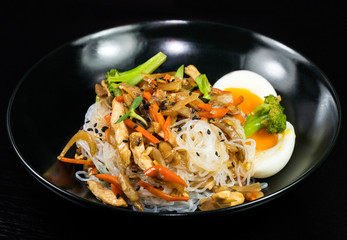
115;96;147;127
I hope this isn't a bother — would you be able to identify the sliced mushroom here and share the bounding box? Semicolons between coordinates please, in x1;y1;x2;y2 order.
199;190;245;211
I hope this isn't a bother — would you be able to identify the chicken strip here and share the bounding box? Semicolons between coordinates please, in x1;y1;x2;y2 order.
87;180;128;207
111;98;132;170
129;132;154;171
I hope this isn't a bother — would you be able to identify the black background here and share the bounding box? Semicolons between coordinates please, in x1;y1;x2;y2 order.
1;0;346;239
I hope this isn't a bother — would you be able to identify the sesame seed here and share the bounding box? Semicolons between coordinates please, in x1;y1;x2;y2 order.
93;123;97;127
122;140;128;143
87;128;93;131
215;151;219;156
196;152;200;156
101;126;108;132
95;128;99;134
133;125;138;129
207;129;211;135
189;91;192;96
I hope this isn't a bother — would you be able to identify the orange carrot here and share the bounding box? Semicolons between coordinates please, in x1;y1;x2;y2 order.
111;183;124;196
144;165;187;187
163;116;171;141
105;113;112;124
139;181;189;202
149;102;171;141
124;118;160;144
198;107;229;119
95;174;123;196
59;157;94;165
143;91;152;102
232;95;244;106
211;87;232;94
192;100;212;112
164;74;171;82
115;95;124;102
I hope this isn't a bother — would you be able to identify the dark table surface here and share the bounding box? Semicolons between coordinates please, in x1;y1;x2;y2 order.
1;1;346;239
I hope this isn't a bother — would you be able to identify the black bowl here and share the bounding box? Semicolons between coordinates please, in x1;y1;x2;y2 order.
7;20;341;216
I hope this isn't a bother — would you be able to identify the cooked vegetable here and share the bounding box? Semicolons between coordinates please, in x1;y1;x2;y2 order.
124;118;160;144
115;96;148;127
195;74;211;101
144;165;187;187
58;55;273;213
139;181;189;201
243;94;286;138
59;157;94;165
106;52;167;96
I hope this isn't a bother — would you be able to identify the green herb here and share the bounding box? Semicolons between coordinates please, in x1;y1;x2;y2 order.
115;96;148;127
195;74;211;101
174;64;184;78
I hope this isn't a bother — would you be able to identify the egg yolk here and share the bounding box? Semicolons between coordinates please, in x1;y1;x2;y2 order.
225;88;278;150
250;129;278;151
225;88;264;123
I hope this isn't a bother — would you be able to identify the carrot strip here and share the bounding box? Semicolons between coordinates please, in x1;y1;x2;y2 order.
163;116;171;141
232;95;244;106
198;107;229;119
105;113;112;125
124;118;160;144
164;74;171;82
115;95;124;102
95;174;123;194
139;181;189;202
144;165;187;187
143;91;152;102
149;102;171;141
211;87;232;94
59;157;94;165
111;183;124;196
192;100;212;112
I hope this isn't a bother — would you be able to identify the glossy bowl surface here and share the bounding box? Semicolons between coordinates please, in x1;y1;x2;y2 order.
7;20;341;216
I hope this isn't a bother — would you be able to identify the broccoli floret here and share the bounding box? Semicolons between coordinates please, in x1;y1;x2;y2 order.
243;94;287;138
105;52;167;97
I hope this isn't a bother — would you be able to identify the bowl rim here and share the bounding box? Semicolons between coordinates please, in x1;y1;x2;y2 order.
6;19;342;216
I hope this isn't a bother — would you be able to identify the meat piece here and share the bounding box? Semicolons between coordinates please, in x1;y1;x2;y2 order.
111;98;132;170
87;180;127;207
129;132;154;171
118;173;144;212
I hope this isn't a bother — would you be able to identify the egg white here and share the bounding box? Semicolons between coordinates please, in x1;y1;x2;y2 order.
213;70;277;100
213;70;296;178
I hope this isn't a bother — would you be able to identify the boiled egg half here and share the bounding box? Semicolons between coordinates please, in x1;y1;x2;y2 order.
213;70;296;178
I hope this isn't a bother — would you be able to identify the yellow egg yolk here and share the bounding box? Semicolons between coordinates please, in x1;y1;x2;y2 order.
225;87;279;150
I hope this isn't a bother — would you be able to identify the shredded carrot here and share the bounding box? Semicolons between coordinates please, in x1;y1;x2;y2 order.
211;87;232;94
124;118;160;144
111;183;124;196
148;102;171;141
198;107;229;119
144;165;187;187
105;113;112;125
163;116;172;141
59;157;95;165
192;100;212;112
115;95;124;102
143;91;152;102
139;181;189;202
95;174;124;196
164;74;171;82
